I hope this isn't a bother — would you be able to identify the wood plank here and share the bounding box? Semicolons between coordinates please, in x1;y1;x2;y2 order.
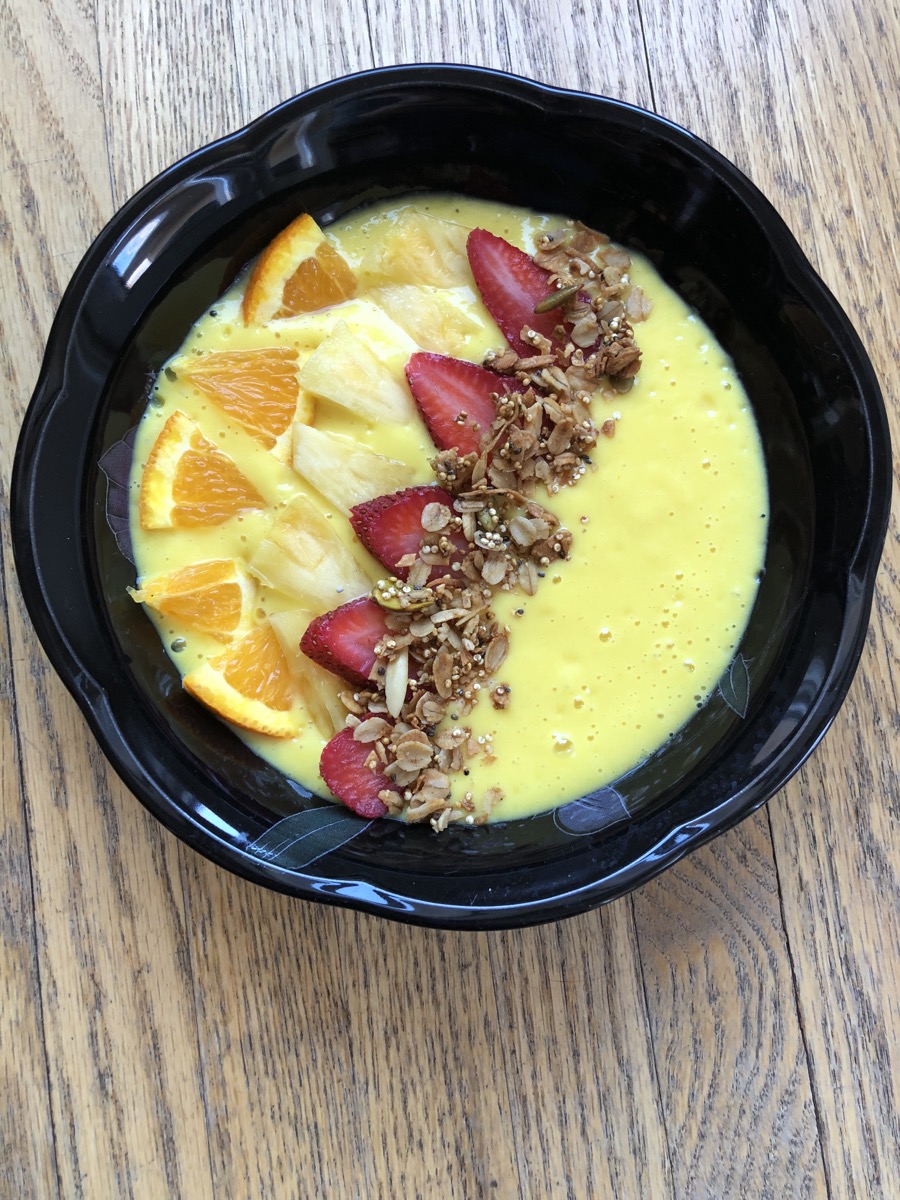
638;0;900;1192
632;812;827;1197
0;528;58;1197
773;736;900;1198
364;0;654;110
0;4;108;1182
229;0;375;121
10;676;216;1200
181;859;522;1197
489;903;675;1197
1;0;216;1192
96;0;246;204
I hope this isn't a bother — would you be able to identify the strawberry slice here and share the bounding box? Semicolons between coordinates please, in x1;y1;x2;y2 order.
467;228;560;355
300;596;390;688
405;352;502;456
350;485;467;580
320;726;394;818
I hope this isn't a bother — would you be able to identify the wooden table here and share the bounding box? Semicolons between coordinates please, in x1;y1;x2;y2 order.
2;1;897;1196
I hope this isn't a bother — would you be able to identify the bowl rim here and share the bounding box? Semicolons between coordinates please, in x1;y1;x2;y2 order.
11;64;893;928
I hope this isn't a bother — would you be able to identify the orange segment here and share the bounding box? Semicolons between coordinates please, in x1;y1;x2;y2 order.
128;558;257;640
139;410;266;529
180;347;314;452
241;213;358;324
183;623;300;737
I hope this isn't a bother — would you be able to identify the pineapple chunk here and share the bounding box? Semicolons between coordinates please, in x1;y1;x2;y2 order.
357;208;470;287
369;285;479;356
269;608;346;739
274;298;418;358
298;320;414;422
292;424;414;515
249;494;371;609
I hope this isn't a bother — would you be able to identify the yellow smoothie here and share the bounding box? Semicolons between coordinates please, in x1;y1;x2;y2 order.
128;196;768;822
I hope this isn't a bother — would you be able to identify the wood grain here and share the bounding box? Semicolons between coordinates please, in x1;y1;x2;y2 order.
229;0;376;120
2;0;898;1196
489;902;674;1198
0;1;213;1195
0;529;57;1196
183;865;521;1197
641;0;900;1192
633;811;827;1198
96;0;245;204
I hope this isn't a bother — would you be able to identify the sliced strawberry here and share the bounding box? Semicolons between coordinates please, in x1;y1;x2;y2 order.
467;228;560;354
405;352;503;456
350;485;467;580
300;596;390;688
320;726;393;818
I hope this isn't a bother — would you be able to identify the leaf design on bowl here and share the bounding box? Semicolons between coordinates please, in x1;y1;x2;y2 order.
246;806;373;869
553;786;631;835
98;429;139;565
718;653;750;718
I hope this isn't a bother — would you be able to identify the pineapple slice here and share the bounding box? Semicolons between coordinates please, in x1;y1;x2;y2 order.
292;424;414;514
249;494;371;609
269;608;346;739
369;285;479;356
357;208;470;287
298;320;414;422
274;298;417;358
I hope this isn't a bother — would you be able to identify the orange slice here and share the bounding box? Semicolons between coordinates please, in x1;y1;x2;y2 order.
128;558;257;640
139;410;266;530
179;347;314;456
241;213;358;324
183;623;300;737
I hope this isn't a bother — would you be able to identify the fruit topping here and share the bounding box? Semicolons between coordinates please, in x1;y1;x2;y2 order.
249;494;371;609
369;285;478;355
357;208;470;288
178;347;312;459
183;623;299;738
292;424;414;514
269;609;346;739
405;352;505;456
349;485;467;580
298;320;415;423
128;558;257;641
139;410;267;530
242;213;357;324
466;227;561;354
300;596;393;688
319;727;393;818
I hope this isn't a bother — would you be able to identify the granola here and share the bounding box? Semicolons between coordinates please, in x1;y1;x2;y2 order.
344;221;648;830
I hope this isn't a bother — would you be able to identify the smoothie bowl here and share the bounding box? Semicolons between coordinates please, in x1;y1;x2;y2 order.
11;66;891;928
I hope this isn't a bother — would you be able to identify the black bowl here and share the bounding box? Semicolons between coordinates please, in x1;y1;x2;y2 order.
11;65;891;928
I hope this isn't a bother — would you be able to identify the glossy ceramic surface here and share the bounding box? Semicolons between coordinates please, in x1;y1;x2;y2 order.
11;66;891;928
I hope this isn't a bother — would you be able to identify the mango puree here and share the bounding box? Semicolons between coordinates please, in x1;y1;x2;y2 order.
129;196;768;822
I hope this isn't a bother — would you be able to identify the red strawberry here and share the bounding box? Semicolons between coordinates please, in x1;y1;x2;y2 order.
350;485;467;580
300;596;390;688
320;726;394;818
467;228;560;354
405;352;503;456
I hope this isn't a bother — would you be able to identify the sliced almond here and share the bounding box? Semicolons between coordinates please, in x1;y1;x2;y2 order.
384;648;409;718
